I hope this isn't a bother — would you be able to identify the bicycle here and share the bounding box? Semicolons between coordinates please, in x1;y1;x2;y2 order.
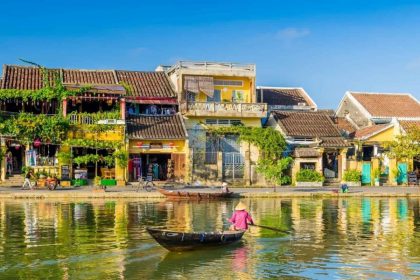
136;177;155;192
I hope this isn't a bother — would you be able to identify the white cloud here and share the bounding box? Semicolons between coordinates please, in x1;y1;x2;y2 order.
276;27;310;42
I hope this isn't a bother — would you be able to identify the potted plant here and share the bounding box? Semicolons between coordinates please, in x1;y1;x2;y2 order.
342;169;361;187
373;168;381;186
295;169;325;187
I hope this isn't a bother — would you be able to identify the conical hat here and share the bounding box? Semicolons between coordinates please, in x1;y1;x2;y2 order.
235;201;247;211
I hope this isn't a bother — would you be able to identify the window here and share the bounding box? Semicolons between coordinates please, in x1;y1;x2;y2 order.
293;137;314;142
232;90;244;103
207;89;221;102
300;162;316;170
214;80;243;87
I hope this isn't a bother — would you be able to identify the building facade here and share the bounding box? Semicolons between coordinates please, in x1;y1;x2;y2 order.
336;91;420;185
164;61;267;184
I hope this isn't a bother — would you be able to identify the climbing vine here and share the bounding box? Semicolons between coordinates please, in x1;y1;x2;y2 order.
0;113;70;145
207;125;293;185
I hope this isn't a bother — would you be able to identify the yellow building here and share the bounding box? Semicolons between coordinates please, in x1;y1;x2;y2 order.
336;92;420;185
164;61;267;185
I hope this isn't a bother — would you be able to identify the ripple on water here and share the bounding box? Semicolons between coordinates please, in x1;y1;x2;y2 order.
0;197;419;279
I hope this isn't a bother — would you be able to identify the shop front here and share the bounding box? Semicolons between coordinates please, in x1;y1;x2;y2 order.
127;114;188;183
128;140;187;182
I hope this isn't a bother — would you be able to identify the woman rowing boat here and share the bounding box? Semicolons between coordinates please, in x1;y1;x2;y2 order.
228;201;254;231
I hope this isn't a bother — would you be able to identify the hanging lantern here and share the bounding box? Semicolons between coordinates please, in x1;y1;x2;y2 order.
33;139;42;148
168;142;174;147
137;142;143;147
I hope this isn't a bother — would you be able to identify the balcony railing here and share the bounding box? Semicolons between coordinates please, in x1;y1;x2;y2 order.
180;101;267;118
170;61;255;72
68;111;122;125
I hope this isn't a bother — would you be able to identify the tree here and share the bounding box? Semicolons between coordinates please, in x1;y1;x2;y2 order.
385;126;420;161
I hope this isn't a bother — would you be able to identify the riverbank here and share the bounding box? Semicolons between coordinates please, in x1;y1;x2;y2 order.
0;185;419;199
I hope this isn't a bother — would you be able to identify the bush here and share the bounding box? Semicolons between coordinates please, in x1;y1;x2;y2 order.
343;169;361;182
296;169;325;182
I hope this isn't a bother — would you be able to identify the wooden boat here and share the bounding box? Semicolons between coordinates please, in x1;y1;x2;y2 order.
158;188;234;200
147;227;245;251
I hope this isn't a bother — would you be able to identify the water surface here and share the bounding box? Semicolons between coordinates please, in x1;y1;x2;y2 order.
0;197;419;279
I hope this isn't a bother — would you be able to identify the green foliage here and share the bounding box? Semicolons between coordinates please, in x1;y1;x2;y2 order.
64;138;122;149
385;126;420;160
296;169;325;182
102;155;115;167
57;151;72;164
113;150;128;168
0;113;70;144
343;169;361;182
373;168;381;180
73;154;100;167
21;166;32;175
207;125;291;185
256;157;293;185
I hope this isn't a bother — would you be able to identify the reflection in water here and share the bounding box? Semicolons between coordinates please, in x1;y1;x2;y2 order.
0;198;419;279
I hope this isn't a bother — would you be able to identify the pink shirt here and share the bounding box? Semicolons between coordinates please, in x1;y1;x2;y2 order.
229;210;253;230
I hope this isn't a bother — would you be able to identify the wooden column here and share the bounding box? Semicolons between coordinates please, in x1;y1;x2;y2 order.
62;98;67;117
120;98;126;120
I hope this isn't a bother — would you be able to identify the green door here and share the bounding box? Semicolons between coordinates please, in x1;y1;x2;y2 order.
397;163;408;184
362;163;371;184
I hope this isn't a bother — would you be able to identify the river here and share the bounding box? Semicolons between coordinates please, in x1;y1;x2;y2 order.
0;197;419;279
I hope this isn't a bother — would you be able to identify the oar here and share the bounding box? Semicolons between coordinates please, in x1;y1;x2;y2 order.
249;224;291;234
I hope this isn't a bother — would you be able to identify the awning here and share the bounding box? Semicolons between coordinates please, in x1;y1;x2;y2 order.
64;84;126;95
184;76;214;97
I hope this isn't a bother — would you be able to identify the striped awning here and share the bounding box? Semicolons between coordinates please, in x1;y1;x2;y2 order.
184;76;214;97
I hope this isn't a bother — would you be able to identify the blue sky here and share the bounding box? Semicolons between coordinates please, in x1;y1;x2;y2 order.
1;0;420;108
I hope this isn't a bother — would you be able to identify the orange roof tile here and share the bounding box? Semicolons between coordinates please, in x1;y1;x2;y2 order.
350;92;420;118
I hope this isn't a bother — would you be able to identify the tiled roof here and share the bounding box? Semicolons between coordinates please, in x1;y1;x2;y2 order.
294;147;320;158
1;65;59;90
127;114;187;140
1;65;177;99
399;120;420;132
350;92;420;118
333;117;357;135
257;87;316;108
272;111;342;137
354;123;392;139
319;137;349;147
62;69;116;84
115;71;176;98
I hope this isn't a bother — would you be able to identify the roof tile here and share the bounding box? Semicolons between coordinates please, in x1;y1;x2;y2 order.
257;87;316;107
127;114;187;140
115;71;176;98
350;92;420;118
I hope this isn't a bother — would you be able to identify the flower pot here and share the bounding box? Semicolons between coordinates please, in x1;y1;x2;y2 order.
100;179;117;186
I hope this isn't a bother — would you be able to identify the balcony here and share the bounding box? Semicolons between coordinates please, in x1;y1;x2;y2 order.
180;101;267;118
167;61;256;77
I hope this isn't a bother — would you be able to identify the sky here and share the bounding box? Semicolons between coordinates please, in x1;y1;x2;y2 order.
1;0;420;108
